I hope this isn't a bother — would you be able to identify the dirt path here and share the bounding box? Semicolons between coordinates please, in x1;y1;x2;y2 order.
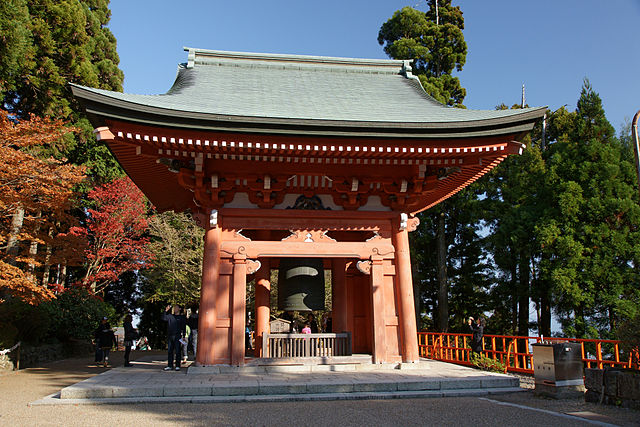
1;353;638;426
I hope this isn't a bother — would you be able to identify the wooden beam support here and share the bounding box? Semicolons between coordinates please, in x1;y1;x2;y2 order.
197;222;221;366
231;254;247;366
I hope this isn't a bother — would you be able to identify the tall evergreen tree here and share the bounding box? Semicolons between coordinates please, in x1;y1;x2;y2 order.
537;80;640;338
0;0;124;184
483;117;549;336
381;1;475;331
378;1;467;106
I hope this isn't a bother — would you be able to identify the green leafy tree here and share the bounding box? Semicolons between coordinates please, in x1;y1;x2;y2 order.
412;187;493;332
538;80;640;338
378;1;467;106
0;0;31;94
141;211;204;307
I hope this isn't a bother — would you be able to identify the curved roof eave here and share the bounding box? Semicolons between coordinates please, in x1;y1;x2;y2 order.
71;84;546;139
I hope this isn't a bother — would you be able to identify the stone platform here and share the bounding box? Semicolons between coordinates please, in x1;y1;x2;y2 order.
34;356;523;405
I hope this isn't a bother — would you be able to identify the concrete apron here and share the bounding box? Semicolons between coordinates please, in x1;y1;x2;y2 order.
32;356;523;405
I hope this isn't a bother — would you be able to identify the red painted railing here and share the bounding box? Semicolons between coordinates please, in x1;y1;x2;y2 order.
417;332;638;374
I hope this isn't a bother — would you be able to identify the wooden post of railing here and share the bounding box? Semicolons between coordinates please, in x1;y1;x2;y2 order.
504;340;515;374
580;342;588;368
491;336;496;360
596;341;603;369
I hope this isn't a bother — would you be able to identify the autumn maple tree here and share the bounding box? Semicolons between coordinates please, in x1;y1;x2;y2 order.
0;110;85;304
70;176;154;293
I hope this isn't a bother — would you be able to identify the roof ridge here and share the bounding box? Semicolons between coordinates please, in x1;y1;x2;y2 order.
183;47;406;71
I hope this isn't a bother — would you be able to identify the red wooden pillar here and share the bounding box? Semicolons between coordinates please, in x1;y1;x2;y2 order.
255;259;270;357
370;256;387;363
393;222;419;363
332;258;347;333
231;254;247;366
197;222;221;366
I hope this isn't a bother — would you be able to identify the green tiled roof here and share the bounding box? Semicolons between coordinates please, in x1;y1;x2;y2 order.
72;48;546;138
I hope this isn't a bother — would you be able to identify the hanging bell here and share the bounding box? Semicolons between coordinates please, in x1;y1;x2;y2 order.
277;257;325;312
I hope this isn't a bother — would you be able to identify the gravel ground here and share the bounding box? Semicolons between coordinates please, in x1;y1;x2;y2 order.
1;353;638;426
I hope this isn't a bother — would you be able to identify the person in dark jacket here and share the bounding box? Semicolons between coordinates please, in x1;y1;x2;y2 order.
94;317;117;367
162;305;186;371
187;308;198;360
468;316;485;355
123;314;138;367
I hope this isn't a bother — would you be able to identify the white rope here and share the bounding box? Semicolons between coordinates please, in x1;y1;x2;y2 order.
0;341;21;355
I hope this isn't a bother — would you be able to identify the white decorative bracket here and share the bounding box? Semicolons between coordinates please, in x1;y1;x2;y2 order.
209;209;218;228
399;213;408;231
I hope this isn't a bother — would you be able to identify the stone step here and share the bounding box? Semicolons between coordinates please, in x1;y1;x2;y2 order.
59;374;519;400
42;387;526;406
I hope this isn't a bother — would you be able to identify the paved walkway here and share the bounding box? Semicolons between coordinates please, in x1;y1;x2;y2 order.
33;356;522;405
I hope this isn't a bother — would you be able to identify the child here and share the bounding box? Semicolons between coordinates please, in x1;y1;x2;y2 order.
301;323;311;334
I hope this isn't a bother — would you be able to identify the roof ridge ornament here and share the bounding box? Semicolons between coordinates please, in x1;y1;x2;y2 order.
187;48;195;69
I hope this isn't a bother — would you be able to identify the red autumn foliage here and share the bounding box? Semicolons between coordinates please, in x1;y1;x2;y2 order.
69;176;154;293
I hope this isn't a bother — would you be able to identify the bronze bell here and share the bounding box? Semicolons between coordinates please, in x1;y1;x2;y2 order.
277;257;325;312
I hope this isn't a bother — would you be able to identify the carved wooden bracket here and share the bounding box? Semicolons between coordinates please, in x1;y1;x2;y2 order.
246;259;261;274
407;216;420;232
356;260;371;275
281;230;337;243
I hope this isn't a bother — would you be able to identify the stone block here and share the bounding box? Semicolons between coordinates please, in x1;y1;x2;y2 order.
480;377;519;388
112;386;162;398
584;368;602;392
352;382;397;392
259;383;307;395
164;385;213;396
397;380;440;391
212;384;260;396
604;370;621;397
584;389;601;403
440;379;482;390
264;365;311;374
186;365;221;375
306;382;355;394
60;385;112;399
311;364;356;372
617;371;640;400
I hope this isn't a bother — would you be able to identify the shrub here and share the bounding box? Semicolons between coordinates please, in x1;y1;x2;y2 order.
470;352;507;373
0;298;52;345
40;287;115;341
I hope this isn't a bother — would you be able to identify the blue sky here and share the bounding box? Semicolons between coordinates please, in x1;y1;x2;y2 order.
109;0;640;134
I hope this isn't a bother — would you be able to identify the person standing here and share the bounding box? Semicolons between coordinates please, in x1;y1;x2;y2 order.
123;314;137;367
162;305;186;371
187;308;198;361
468;316;485;355
94;317;116;367
307;313;318;333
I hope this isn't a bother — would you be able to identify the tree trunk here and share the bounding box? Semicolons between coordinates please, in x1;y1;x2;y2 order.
27;211;42;281
540;287;552;337
436;212;448;332
41;227;54;287
5;206;25;264
510;260;518;335
518;254;530;337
